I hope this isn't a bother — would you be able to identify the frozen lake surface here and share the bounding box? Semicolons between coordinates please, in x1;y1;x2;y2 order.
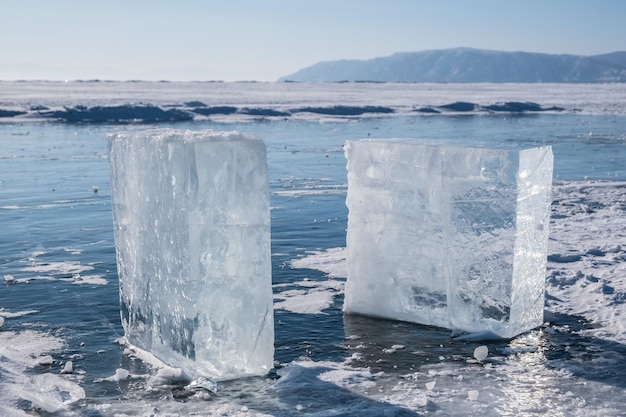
1;82;626;416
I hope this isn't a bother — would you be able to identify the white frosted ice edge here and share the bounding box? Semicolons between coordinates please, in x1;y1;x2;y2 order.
343;139;553;338
107;128;274;381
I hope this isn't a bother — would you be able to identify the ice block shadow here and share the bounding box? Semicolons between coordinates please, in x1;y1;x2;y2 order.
153;364;424;416
542;311;626;389
268;363;423;416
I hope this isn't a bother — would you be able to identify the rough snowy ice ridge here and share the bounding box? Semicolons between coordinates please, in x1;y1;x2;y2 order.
107;129;274;381
344;139;553;338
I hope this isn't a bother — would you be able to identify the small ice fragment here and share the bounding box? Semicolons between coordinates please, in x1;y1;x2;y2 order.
4;274;14;283
18;373;85;413
474;345;489;362
115;368;130;380
61;361;73;374
468;390;479;401
295;404;304;411
155;367;185;382
37;355;54;366
426;380;436;390
0;316;4;328
149;366;188;389
186;376;218;394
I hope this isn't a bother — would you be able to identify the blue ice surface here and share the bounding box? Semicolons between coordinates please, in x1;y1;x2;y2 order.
1;109;626;415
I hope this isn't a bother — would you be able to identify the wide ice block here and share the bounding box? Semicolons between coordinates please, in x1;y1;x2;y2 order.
107;129;273;381
343;139;553;338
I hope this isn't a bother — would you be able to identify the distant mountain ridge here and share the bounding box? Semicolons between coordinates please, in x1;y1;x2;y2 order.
279;48;626;83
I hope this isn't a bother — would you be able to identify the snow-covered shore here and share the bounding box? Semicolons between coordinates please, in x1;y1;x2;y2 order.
1;81;626;124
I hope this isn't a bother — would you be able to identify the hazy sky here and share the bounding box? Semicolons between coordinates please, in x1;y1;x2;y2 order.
1;0;625;81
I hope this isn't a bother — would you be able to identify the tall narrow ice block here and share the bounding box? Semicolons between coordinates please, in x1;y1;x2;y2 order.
107;129;273;381
344;140;553;338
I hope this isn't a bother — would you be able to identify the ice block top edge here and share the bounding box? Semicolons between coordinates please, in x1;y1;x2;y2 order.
107;128;261;144
345;138;551;153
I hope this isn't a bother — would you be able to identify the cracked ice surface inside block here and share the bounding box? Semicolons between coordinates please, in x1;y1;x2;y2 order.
344;140;553;338
107;129;273;381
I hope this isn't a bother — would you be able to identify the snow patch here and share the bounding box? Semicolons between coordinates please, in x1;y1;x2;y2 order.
21;261;94;276
0;330;67;413
274;279;344;314
290;247;347;278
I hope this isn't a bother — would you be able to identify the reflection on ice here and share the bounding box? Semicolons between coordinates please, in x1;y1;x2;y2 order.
271;360;420;416
341;313;626;416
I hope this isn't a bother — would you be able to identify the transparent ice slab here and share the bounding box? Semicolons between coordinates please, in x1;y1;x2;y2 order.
344;139;553;338
107;129;274;381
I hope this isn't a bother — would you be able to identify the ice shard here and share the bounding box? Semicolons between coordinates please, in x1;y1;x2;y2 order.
107;129;274;381
343;139;553;338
